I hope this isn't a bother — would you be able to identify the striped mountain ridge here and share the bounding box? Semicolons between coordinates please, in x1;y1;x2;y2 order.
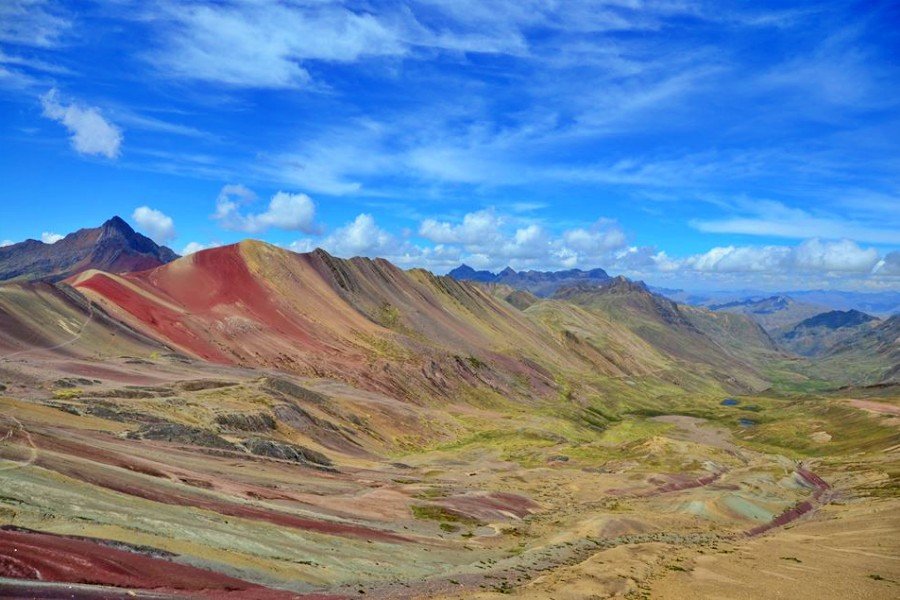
54;239;773;402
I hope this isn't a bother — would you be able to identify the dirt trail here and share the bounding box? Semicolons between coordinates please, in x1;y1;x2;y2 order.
0;415;37;472
848;399;900;417
0;302;94;362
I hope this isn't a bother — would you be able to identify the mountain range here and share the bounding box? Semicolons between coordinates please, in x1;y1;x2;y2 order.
662;288;900;318
3;221;892;389
449;263;610;296
708;295;829;331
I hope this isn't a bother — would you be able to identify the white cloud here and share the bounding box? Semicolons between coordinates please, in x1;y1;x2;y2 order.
562;219;627;255
0;0;70;48
132;206;175;244
691;200;898;245
415;210;630;271
287;238;318;254
872;251;900;277
0;239;14;247
227;205;897;292
323;214;398;257
686;245;790;273
40;88;123;159
0;49;71;75
41;231;63;244
181;241;221;255
420;209;504;246
792;238;879;273
671;238;880;275
151;1;406;88
214;185;317;233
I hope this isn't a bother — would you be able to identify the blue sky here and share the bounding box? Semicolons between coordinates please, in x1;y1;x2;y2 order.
1;0;898;291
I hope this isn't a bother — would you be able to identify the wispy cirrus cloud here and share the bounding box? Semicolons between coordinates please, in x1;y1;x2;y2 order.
0;0;70;49
691;199;899;245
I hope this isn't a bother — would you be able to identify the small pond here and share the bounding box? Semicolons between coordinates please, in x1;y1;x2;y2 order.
738;418;758;428
721;398;739;406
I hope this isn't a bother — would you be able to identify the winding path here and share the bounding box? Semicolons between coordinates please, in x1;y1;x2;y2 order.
0;415;37;472
0;301;94;362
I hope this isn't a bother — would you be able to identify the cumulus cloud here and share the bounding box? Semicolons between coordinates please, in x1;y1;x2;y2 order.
420;210;504;247
324;214;398;257
41;231;63;244
667;238;881;275
686;245;791;273
562;219;628;255
40;88;122;159
181;241;221;255
214;185;317;233
132;206;175;244
415;210;630;271
791;238;880;273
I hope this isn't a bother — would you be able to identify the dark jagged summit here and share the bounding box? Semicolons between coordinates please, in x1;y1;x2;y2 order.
447;264;497;283
792;309;878;331
0;216;178;282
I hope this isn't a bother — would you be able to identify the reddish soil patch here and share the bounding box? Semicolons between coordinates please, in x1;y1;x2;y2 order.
0;528;325;599
609;471;723;498
32;432;172;479
796;467;831;495
438;492;539;521
76;273;229;362
746;467;830;537
746;500;815;537
52;361;166;385
75;245;336;365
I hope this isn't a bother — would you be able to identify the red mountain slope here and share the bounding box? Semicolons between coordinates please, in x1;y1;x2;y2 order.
68;241;573;400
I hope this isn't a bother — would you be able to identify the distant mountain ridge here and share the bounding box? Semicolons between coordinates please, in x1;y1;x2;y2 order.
775;309;881;357
664;289;900;318
0;216;178;282
449;263;610;296
814;315;900;384
708;295;829;331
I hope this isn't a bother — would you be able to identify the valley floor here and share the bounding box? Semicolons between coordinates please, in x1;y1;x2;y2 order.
1;350;898;599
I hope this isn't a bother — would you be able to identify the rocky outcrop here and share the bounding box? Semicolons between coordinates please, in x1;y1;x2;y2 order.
241;437;334;471
215;412;276;432
126;423;236;450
